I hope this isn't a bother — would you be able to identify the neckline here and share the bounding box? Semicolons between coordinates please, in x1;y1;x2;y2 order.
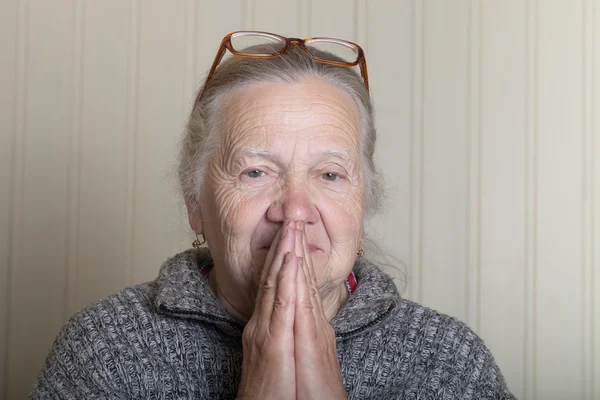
198;262;358;295
154;248;400;339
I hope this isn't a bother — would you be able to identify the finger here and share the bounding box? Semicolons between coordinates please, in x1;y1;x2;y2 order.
262;220;294;281
300;225;326;317
256;222;295;320
296;223;319;314
261;226;282;281
294;221;303;257
270;251;298;334
294;256;317;337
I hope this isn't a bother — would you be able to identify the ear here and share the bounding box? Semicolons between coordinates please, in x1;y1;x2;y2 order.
186;201;203;235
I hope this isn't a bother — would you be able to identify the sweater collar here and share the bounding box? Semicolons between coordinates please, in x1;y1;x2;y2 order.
154;248;400;339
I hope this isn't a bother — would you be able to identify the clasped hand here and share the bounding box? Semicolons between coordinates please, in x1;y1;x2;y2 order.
237;220;347;400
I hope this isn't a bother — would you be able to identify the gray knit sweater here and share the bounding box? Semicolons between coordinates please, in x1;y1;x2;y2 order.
31;248;515;399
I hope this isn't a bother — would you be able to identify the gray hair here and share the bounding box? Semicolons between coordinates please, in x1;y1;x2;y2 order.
178;45;383;218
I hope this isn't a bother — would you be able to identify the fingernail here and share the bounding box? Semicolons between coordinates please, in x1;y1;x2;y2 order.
284;252;292;263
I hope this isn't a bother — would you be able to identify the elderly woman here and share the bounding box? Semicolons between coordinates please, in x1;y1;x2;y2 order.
31;32;514;399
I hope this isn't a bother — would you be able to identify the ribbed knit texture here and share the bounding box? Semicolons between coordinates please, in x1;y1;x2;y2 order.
31;248;515;399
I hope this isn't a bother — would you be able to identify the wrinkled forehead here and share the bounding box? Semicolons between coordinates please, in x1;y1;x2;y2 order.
220;79;362;153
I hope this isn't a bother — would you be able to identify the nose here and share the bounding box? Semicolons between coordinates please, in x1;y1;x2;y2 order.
266;184;319;224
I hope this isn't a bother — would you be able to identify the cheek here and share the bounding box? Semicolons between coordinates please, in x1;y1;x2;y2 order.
314;190;364;276
204;180;273;283
211;182;270;241
320;186;364;237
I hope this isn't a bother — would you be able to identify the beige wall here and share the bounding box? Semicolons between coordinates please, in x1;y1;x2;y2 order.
1;1;599;399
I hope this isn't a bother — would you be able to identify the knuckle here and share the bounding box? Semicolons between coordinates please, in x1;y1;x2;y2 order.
273;295;290;311
260;277;276;294
242;319;261;338
242;323;255;339
242;331;255;348
244;319;255;332
299;298;314;311
242;327;265;349
277;268;292;283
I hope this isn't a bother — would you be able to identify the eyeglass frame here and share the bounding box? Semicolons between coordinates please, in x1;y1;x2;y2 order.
201;31;370;98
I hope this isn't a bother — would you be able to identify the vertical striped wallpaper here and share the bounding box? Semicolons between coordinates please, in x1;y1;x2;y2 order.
0;1;597;399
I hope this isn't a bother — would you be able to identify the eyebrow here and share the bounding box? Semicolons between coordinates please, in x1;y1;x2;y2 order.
239;147;358;164
240;147;276;159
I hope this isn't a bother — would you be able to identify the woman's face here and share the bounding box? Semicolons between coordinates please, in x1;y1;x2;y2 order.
192;78;365;299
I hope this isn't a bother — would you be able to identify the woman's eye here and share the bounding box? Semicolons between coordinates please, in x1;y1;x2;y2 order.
321;172;340;182
245;170;265;178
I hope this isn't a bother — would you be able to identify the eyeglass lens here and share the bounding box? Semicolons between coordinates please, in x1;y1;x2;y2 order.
230;33;286;54
304;39;359;63
230;33;360;64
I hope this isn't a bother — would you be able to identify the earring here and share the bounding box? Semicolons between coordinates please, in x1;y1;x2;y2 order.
192;232;206;248
357;248;364;257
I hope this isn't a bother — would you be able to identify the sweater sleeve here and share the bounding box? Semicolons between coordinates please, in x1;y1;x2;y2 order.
463;340;516;400
374;310;517;400
29;308;132;400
